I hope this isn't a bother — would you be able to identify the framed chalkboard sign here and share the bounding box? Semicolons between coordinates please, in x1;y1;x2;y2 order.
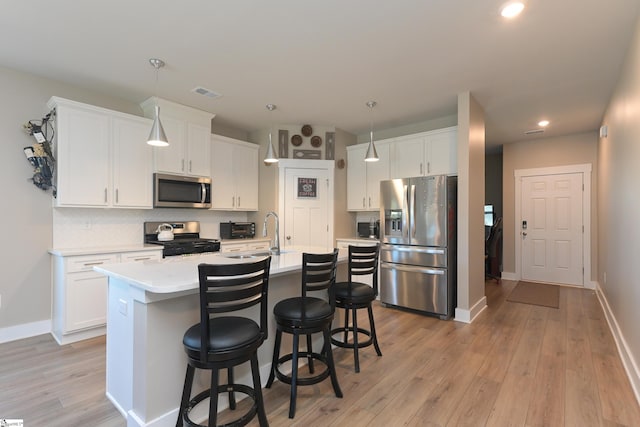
297;177;317;198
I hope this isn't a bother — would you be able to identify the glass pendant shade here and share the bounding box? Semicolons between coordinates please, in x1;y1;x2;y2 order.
147;105;169;147
264;104;278;163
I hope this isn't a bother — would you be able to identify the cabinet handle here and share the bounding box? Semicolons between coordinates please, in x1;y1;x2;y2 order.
369;197;372;207
115;189;119;203
232;197;235;207
104;188;107;203
420;163;423;175
189;160;192;172
83;261;105;267
237;197;240;207
181;159;185;172
132;257;151;261
363;197;366;208
427;162;431;174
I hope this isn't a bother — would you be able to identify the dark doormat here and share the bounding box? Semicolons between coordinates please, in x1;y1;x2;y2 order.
507;281;560;309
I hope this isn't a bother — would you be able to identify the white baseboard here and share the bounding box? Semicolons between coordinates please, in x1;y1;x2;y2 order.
454;296;487;323
501;271;518;281
0;320;51;344
595;283;640;406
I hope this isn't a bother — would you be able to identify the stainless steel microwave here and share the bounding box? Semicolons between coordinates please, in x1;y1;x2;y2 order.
153;173;212;208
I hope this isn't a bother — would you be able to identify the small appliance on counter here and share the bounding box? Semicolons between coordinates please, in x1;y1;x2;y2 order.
144;221;220;257
357;221;380;238
220;222;256;239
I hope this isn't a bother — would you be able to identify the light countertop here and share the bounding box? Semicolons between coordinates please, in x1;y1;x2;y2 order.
48;244;162;257
94;246;346;294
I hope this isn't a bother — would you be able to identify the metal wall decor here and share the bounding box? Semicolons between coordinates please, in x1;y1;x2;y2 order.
310;135;322;147
293;149;322;159
291;134;303;146
325;131;335;160
278;129;289;158
301;124;313;137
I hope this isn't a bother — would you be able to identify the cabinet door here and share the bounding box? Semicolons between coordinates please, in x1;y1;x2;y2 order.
65;271;108;332
56;106;110;206
393;136;425;178
366;142;390;211
153;116;186;174
112;116;153;208
347;145;368;210
187;123;211;177
427;128;457;176
211;138;236;209
235;144;259;210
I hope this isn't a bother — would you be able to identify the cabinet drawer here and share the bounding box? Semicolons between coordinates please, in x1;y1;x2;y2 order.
66;254;118;273
120;250;162;263
246;242;270;251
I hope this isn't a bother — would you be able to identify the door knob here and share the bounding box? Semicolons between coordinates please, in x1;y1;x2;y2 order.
522;232;527;237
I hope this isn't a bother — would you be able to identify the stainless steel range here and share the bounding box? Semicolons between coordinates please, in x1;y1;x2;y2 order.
144;221;220;257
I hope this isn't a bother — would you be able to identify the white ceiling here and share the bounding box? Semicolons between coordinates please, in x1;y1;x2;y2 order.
1;1;639;149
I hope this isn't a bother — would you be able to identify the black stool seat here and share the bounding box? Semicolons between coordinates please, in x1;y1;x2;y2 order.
177;259;271;427
330;244;382;373
266;250;342;419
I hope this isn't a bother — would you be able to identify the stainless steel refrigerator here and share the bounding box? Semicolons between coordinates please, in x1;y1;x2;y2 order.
379;175;457;319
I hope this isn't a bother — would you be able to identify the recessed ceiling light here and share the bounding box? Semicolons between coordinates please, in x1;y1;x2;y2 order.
501;2;525;18
538;120;550;127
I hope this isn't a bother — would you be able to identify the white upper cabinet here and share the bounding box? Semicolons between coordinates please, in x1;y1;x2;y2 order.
347;140;391;211
391;126;457;178
140;97;214;177
48;97;153;208
210;135;259;211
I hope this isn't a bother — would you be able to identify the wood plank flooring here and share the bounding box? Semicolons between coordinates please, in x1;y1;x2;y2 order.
1;280;638;426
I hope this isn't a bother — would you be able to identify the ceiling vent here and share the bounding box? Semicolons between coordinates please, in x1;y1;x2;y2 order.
191;86;222;99
524;129;545;135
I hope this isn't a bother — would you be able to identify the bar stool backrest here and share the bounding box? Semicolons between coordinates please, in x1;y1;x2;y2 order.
301;249;339;311
348;244;380;295
197;258;271;362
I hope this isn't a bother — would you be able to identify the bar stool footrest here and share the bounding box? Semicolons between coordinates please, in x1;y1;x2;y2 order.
330;326;373;349
183;383;258;427
274;352;331;386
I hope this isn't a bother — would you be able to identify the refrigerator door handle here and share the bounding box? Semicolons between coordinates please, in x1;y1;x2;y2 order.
381;245;445;255
411;184;416;238
402;184;409;238
381;261;445;275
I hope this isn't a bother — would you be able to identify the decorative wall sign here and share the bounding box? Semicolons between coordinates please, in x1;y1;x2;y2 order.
325;131;335;160
293;149;321;159
278;129;289;158
297;177;317;198
291;134;303;146
301;124;313;137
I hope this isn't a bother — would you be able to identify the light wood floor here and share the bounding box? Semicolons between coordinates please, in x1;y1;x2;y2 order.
1;280;639;426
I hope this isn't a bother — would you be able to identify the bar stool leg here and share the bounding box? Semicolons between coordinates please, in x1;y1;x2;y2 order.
306;334;315;374
227;367;236;410
343;307;349;343
177;365;195;427
251;354;269;427
368;304;382;356
322;327;343;398
209;368;219;427
352;306;360;373
289;332;300;419
266;329;282;388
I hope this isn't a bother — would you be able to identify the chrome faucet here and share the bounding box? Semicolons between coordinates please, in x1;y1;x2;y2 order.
262;211;280;255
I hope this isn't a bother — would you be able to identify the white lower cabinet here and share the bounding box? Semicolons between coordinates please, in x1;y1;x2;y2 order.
51;249;162;345
219;239;270;253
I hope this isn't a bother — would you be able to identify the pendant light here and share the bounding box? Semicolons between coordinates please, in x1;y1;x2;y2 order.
365;101;379;162
147;58;169;147
264;104;278;163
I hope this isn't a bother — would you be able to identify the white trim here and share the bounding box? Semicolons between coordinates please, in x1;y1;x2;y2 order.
595;283;640;406
454;296;487;323
514;164;592;286
0;320;51;344
501;271;518;281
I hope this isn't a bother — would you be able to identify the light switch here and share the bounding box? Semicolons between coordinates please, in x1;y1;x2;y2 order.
118;298;128;316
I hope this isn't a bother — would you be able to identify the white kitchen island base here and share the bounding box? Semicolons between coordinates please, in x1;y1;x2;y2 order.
97;249;346;427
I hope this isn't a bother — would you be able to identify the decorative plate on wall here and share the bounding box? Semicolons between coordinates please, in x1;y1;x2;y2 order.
301;124;313;137
291;134;303;146
310;135;322;147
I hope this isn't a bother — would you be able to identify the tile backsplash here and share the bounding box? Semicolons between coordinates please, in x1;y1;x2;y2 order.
52;208;247;248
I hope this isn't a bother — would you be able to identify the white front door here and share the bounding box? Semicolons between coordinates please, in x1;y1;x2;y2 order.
520;172;584;286
278;160;334;250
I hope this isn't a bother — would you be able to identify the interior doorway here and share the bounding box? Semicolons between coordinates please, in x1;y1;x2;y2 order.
278;159;334;250
514;164;592;288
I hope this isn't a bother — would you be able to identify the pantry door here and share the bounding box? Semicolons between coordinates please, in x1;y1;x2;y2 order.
278;160;334;250
516;165;591;287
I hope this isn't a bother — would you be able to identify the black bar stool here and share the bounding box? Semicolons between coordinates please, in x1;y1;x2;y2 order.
265;249;342;418
330;244;382;372
177;258;271;427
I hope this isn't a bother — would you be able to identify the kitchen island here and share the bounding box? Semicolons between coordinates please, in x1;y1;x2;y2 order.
94;247;346;427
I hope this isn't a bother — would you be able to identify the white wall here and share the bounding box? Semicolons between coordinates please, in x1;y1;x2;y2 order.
599;12;640;393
